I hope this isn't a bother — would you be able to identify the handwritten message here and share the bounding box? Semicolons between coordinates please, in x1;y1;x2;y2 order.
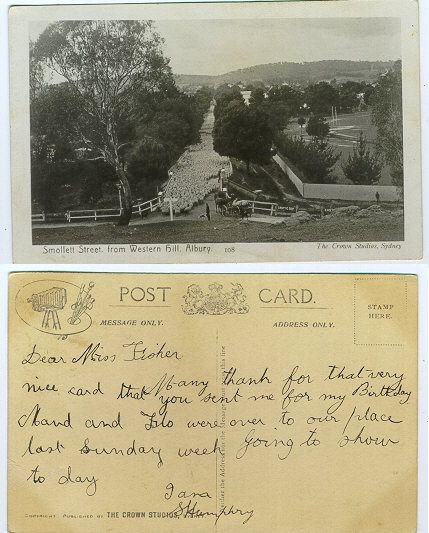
9;273;417;533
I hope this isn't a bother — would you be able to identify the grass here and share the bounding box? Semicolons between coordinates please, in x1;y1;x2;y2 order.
230;159;302;203
287;111;395;185
229;160;281;199
33;212;404;245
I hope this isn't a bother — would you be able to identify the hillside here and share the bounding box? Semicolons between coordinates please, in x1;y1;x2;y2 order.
175;60;396;87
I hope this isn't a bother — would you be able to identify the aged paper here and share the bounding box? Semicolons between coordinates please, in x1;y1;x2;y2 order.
9;0;422;263
9;273;417;532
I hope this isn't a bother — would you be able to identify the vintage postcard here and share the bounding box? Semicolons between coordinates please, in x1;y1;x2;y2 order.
9;0;421;263
9;272;417;532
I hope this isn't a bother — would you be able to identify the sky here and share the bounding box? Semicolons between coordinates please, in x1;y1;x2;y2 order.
30;17;401;76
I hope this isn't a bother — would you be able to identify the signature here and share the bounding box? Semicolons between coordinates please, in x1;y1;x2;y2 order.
172;499;254;524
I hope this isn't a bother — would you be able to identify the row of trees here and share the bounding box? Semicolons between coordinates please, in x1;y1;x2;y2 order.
213;61;403;188
211;82;383;186
341;61;403;188
212;82;376;185
274;129;384;186
217;79;374;117
369;61;403;188
30;21;213;223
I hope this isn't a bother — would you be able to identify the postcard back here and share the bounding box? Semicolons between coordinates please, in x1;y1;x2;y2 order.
8;273;417;532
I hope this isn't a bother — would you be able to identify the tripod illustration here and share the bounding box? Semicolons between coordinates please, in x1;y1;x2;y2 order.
41;308;61;330
27;287;67;331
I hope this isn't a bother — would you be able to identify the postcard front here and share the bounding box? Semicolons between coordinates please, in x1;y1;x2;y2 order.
9;0;422;263
8;273;417;532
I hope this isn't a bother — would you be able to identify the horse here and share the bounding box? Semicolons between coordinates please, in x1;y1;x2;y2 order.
230;199;252;219
215;191;234;215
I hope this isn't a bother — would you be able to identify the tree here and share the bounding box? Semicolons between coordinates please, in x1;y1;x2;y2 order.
243;81;265;91
32;21;172;225
131;84;210;152
249;87;265;106
249;87;290;134
194;86;214;120
140;111;191;161
214;91;244;120
126;135;171;198
267;85;303;116
259;101;290;133
275;133;339;184
369;61;403;188
342;131;382;185
338;81;365;112
213;100;273;174
363;84;375;105
29;41;45;100
214;83;242;100
303;140;339;184
297;116;306;136
306;115;330;139
31;82;82;161
30;82;84;212
304;82;339;115
31;135;60;212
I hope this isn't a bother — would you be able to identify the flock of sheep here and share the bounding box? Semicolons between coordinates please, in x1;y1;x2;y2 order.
161;108;229;215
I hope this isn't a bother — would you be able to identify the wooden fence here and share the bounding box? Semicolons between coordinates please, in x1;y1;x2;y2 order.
248;201;302;217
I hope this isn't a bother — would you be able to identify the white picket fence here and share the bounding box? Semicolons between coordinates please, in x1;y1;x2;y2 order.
132;197;162;217
34;198;305;223
65;207;122;222
63;196;161;222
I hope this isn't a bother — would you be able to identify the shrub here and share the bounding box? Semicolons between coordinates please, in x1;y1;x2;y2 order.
342;131;382;185
276;133;339;184
306;115;330;139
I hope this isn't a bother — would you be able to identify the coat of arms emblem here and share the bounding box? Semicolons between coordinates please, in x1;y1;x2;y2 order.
182;283;249;315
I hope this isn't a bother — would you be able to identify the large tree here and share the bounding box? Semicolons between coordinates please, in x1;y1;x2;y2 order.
259;101;290;133
248;88;290;133
32;20;172;225
304;82;339;115
267;85;303;116
214;90;244;120
213;100;273;173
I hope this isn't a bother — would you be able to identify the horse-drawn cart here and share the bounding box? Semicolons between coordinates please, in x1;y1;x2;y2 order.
215;191;252;218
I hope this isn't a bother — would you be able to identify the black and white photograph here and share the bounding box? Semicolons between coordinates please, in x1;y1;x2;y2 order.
9;1;421;262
